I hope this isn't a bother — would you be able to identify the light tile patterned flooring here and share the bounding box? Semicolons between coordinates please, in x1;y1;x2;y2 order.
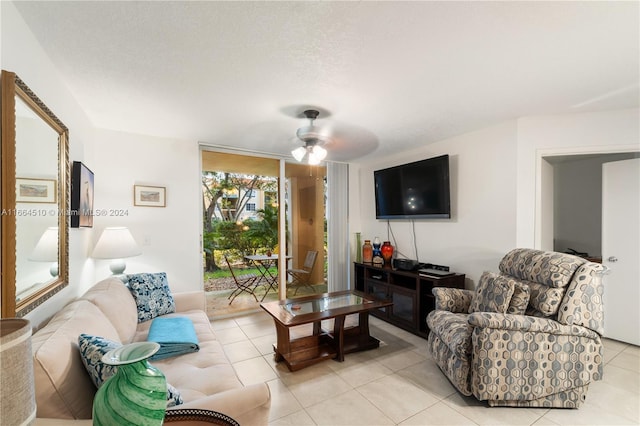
212;312;640;425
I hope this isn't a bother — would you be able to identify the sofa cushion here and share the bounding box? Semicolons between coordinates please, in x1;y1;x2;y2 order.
77;334;184;407
506;280;530;315
525;281;566;317
132;310;244;402
32;300;120;419
127;272;176;323
80;277;138;343
78;333;120;387
499;248;585;288
468;272;515;314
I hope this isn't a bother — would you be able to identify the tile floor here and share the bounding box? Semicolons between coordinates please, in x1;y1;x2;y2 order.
212;312;640;426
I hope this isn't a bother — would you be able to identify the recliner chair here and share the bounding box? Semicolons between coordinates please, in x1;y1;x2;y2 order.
426;248;606;408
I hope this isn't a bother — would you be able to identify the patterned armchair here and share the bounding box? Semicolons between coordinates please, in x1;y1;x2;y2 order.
426;248;606;408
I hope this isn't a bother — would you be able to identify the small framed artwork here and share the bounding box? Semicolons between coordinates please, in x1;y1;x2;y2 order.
16;178;57;203
70;161;95;228
134;185;166;207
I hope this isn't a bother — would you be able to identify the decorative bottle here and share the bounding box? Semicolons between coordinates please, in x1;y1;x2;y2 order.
372;237;382;257
362;240;373;263
355;232;362;263
381;241;394;265
93;342;167;426
372;237;384;266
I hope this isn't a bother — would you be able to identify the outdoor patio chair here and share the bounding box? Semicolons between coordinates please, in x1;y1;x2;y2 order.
224;255;261;305
286;250;318;296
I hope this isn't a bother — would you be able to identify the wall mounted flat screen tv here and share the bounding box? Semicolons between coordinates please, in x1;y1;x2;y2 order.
374;154;450;219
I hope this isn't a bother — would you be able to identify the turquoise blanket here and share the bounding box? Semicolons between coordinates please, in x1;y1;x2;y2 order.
147;317;200;360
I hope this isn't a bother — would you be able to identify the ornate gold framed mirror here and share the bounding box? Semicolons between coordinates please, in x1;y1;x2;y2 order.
1;70;69;317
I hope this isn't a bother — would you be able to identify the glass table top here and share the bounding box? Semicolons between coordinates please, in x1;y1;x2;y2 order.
283;294;366;316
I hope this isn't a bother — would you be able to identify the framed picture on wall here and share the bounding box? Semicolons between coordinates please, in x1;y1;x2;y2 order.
16;178;57;203
71;161;94;228
134;185;166;207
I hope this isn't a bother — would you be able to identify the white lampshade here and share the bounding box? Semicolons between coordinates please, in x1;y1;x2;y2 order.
308;145;327;165
291;146;307;162
29;227;58;262
92;227;141;275
291;143;327;165
0;319;36;426
312;145;327;160
29;227;59;277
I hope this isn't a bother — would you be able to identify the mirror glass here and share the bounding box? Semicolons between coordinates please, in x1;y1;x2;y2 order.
15;95;60;300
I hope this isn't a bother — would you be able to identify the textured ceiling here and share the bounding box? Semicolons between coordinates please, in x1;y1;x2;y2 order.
12;1;640;162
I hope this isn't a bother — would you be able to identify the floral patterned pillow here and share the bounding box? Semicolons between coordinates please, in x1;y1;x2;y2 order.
78;334;183;407
468;271;515;314
127;272;176;323
78;333;119;387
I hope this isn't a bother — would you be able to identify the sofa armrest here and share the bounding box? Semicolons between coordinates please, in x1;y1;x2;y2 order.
467;312;600;339
173;291;206;313
432;288;474;313
168;383;270;425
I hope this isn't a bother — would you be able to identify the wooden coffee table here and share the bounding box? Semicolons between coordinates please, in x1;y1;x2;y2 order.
260;290;392;371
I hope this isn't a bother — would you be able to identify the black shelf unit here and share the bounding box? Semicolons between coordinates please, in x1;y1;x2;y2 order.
354;262;465;338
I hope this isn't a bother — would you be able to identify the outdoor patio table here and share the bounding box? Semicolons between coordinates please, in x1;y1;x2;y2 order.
244;254;290;300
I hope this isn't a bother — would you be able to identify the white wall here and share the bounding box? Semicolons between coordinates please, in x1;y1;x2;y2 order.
91;129;202;292
351;108;639;288
2;2;97;328
516;108;640;250
351;121;519;288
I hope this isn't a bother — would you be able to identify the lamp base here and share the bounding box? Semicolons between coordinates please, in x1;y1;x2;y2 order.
109;259;127;275
50;262;59;277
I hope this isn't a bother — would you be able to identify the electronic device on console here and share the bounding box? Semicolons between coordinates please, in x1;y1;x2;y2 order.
418;263;453;277
393;258;419;271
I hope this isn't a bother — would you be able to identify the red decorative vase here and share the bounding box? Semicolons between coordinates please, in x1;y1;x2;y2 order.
381;241;394;265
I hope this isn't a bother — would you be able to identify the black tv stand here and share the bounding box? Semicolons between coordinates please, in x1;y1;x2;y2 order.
354;262;465;338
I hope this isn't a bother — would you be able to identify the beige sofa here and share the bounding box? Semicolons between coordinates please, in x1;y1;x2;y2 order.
31;277;271;424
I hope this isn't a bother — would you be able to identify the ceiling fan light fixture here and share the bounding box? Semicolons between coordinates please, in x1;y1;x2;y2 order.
308;154;321;165
292;109;332;165
292;146;307;162
311;145;327;161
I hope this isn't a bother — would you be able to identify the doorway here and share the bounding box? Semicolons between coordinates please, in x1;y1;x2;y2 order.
201;149;328;318
541;152;640;257
540;150;640;344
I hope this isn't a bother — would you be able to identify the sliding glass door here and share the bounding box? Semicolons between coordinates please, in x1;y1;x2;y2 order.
201;149;337;316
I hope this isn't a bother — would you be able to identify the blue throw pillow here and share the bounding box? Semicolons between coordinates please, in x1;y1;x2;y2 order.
127;272;176;323
78;333;119;387
78;334;183;407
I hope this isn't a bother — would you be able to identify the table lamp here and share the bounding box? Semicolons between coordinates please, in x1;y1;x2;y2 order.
0;319;36;426
92;226;141;275
29;226;59;276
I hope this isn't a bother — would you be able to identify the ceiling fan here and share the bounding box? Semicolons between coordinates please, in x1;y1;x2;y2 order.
291;109;333;165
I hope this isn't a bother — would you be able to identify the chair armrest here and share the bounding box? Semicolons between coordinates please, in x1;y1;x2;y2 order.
467;312;600;339
168;383;270;425
173;291;206;313
432;288;474;313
